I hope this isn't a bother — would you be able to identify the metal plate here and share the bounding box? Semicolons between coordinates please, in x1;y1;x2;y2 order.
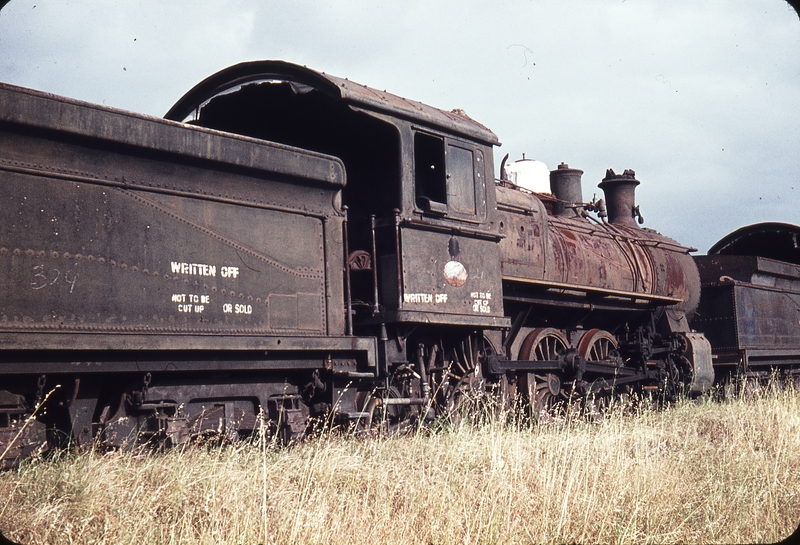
399;227;504;319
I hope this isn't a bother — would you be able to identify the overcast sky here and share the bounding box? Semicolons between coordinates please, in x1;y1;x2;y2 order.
1;0;798;253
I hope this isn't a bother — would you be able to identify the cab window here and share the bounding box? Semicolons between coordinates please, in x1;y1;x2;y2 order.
414;131;482;219
414;132;447;213
446;142;476;215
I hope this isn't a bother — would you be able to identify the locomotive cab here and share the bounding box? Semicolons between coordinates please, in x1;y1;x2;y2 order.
167;61;508;332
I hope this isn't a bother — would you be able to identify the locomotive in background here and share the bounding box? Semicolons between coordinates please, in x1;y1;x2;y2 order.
1;61;798;466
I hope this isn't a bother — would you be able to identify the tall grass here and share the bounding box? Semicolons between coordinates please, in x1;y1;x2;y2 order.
1;385;799;544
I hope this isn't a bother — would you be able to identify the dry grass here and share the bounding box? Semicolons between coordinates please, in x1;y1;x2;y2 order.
1;386;799;544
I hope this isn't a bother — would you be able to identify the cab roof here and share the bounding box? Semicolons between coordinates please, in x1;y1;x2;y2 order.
708;222;800;265
165;60;500;146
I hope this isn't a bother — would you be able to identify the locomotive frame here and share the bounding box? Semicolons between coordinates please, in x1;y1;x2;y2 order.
1;61;797;466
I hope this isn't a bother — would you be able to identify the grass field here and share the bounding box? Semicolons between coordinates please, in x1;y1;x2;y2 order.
1;385;799;544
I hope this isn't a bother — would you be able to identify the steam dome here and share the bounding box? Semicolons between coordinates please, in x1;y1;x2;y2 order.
505;156;550;193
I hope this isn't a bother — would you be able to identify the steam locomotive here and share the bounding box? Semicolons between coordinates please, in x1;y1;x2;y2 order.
1;61;798;466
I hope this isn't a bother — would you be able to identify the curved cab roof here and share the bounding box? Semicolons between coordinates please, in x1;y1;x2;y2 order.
165;60;499;146
708;222;800;265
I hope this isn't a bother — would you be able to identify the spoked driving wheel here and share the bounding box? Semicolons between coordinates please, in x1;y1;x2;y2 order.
435;336;493;425
576;329;619;363
517;328;569;417
575;329;620;415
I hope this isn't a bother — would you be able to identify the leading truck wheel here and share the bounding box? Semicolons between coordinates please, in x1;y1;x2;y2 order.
517;328;569;418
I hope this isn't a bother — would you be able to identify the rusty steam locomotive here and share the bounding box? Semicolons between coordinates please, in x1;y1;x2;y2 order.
2;61;798;466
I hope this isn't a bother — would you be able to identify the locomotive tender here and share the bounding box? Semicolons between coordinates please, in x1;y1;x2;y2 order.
693;223;800;382
0;61;793;465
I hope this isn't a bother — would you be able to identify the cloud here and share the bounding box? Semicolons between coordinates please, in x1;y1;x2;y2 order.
0;0;798;252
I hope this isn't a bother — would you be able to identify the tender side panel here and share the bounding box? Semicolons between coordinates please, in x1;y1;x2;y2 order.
695;283;800;354
1;175;326;335
694;255;800;364
0;88;347;345
731;284;800;351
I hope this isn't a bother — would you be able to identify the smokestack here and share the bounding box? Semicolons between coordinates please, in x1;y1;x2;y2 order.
598;168;640;227
549;163;584;217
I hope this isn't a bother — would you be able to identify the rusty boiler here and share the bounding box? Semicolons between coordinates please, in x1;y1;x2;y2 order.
497;163;701;333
